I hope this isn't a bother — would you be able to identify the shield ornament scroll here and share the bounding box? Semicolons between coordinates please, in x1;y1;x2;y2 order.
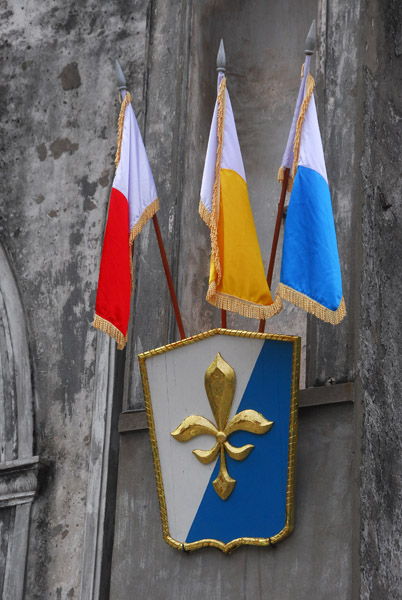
139;329;300;553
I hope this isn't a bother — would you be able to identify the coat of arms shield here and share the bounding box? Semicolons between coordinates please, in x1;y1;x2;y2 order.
139;329;300;553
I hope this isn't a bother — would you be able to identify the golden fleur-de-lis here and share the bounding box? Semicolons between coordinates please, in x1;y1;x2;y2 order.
171;353;273;500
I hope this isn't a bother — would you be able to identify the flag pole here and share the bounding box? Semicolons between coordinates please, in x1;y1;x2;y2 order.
216;40;227;330
151;214;186;340
257;168;289;333
116;60;186;340
258;20;316;334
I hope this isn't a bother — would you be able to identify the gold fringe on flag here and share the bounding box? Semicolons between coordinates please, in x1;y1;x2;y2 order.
93;314;128;350
291;73;315;181
128;197;160;291
277;283;346;325
199;76;227;286
95;92;159;340
94;94;132;347
129;197;160;246
207;281;283;321
115;91;132;170
277;66;314;192
114;93;160;293
198;201;213;229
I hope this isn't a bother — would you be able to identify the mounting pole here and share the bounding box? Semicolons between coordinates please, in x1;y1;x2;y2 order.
217;39;226;73
258;20;316;333
115;59;127;90
216;40;227;330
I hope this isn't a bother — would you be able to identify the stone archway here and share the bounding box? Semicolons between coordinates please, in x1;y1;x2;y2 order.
0;244;46;600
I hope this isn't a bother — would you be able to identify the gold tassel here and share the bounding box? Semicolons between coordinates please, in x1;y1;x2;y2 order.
199;76;227;286
198;200;213;229
277;66;312;192
291;73;315;181
277;283;346;325
115;91;132;170
93;314;127;349
97;94;160;345
129;197;160;246
114;96;160;294
128;197;159;291
206;280;283;320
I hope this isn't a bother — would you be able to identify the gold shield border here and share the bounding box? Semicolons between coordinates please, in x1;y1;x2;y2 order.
138;328;301;553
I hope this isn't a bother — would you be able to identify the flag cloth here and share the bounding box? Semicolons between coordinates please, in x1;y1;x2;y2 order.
276;56;346;324
94;91;159;349
199;73;282;320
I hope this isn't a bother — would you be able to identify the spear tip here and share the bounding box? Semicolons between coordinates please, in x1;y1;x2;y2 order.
115;59;127;90
216;39;226;72
305;19;316;55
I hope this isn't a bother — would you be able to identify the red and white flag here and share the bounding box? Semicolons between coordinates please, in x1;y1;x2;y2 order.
94;91;159;349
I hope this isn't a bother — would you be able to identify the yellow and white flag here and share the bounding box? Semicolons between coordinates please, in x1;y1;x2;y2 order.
200;73;282;320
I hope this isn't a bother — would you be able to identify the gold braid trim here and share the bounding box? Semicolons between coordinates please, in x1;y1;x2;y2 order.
277;282;346;325
291;73;315;181
200;76;227;285
94;96;132;346
128;197;160;246
206;280;283;320
198;199;212;228
277;166;294;193
270;335;300;545
115;91;159;291
128;198;159;291
277;66;311;192
115;91;132;170
93;314;127;350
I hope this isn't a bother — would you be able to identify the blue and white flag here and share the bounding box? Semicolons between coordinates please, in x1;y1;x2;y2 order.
277;55;346;324
139;329;300;553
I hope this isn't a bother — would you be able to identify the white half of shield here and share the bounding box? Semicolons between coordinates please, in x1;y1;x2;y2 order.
145;334;264;543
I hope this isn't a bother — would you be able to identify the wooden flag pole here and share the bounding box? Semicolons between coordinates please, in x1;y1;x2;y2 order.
217;40;228;330
258;167;290;333
221;309;227;329
152;214;186;340
116;60;186;340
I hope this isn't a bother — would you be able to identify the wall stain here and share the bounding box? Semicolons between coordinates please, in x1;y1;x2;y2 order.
36;143;47;161
98;169;110;188
50;138;79;159
79;175;98;211
58;62;81;90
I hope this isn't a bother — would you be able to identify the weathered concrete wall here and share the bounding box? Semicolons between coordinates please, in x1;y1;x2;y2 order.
307;0;363;388
359;0;402;597
0;1;150;597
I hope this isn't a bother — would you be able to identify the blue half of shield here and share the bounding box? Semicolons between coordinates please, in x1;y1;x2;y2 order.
186;339;293;544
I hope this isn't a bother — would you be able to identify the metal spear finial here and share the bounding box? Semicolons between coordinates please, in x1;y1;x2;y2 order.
115;59;127;90
305;20;316;55
217;39;226;73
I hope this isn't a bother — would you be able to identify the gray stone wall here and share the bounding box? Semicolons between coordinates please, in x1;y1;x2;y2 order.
359;1;402;597
0;1;150;597
307;0;363;388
